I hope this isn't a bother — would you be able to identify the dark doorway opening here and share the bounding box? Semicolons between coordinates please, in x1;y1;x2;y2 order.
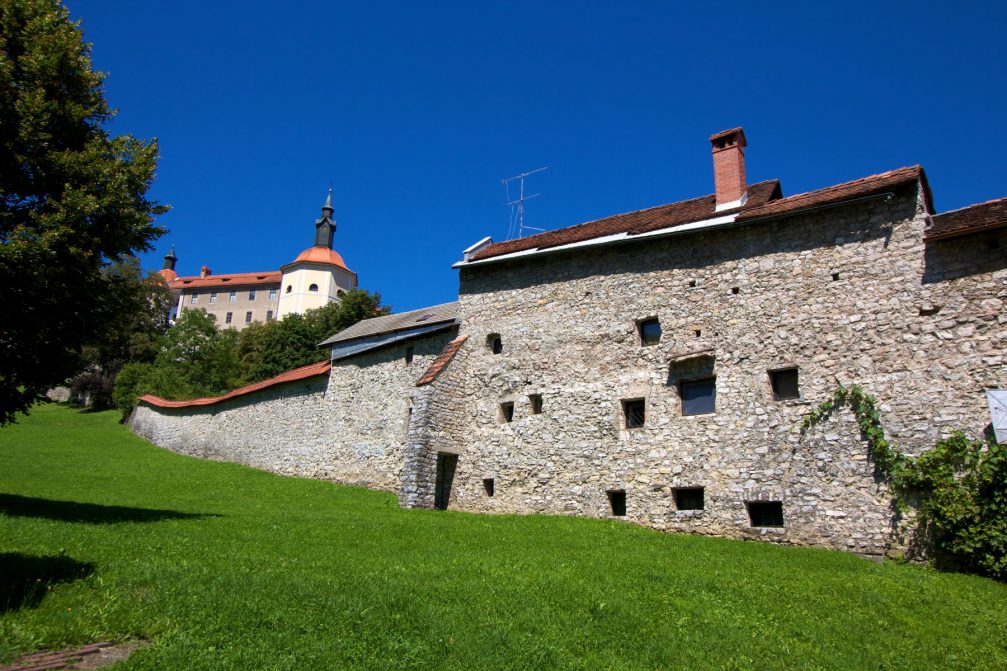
434;453;458;510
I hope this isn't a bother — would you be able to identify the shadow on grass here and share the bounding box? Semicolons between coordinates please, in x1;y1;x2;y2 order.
0;552;95;613
0;493;219;524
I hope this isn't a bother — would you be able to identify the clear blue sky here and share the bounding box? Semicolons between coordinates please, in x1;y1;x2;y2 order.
72;1;1007;313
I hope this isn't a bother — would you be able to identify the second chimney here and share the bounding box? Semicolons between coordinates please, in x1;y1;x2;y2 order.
200;265;212;279
710;127;747;211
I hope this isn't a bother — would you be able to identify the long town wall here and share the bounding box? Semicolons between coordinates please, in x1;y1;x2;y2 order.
414;183;1006;556
130;328;458;492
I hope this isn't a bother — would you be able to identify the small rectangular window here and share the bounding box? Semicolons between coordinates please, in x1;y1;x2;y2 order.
638;318;661;346
529;394;543;415
483;478;495;497
674;487;705;511
607;489;626;517
623;399;645;428
229;290;237;303
245;311;253;323
488;334;503;354
249;289;256;300
269;288;278;300
499;402;514;423
225;312;233;324
747;501;784;527
266;310;273;321
209;292;218;304
770;368;800;401
405;346;414;365
680;378;716;416
190;294;198;304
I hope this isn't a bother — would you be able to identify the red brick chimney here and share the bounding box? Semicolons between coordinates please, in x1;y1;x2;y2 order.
200;265;212;278
710;127;747;210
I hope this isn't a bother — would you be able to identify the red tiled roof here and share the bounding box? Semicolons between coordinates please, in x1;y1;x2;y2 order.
927;196;1007;240
157;268;178;283
469;166;932;262
287;246;351;271
171;271;282;289
471;180;780;261
737;165;931;222
416;335;468;386
138;360;331;409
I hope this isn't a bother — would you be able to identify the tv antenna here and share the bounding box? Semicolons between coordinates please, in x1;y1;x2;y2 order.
503;167;547;239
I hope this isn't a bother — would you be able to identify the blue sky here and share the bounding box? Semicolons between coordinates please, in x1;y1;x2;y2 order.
72;1;1007;312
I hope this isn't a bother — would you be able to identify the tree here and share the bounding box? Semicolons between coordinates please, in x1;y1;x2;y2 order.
238;289;387;381
0;0;166;424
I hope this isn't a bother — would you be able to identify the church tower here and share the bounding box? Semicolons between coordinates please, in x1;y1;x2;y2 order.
276;190;357;319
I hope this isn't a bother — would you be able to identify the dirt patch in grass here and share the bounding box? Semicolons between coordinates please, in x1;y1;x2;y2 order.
1;640;147;671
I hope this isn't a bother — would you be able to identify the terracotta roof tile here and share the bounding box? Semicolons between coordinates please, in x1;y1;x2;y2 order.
470;179;779;261
285;246;351;271
416;335;468;386
927;196;1007;240
172;271;282;289
138;360;330;409
737;165;930;222
469;167;932;263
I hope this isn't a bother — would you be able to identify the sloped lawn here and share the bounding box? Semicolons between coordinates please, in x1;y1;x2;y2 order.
1;403;1005;670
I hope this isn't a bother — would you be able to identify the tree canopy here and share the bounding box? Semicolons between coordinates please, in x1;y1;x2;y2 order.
0;0;166;423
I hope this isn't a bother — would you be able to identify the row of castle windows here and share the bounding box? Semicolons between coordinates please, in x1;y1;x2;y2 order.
477;478;784;527
191;288;279;305
208;310;273;324
496;369;799;424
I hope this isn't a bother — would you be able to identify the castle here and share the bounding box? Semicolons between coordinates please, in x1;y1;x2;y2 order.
156;190;357;329
130;128;1006;557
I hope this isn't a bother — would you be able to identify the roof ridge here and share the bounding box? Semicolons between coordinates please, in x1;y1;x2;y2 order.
932;194;1007;218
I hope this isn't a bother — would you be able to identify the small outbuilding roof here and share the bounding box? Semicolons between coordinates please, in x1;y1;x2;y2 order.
320;302;459;347
927;196;1007;240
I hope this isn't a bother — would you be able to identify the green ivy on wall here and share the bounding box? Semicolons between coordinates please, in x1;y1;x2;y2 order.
802;384;1007;581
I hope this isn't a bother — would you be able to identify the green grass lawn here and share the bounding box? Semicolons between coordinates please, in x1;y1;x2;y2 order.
1;404;1005;670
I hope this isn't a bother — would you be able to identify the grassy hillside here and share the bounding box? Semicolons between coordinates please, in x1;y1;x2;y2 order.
1;404;1005;670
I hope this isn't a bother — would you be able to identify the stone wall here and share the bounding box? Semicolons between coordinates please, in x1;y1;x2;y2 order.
130;328;457;491
415;183;1006;555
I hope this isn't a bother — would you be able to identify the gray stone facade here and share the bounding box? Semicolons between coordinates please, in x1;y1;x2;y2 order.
131;329;457;492
130;177;1006;558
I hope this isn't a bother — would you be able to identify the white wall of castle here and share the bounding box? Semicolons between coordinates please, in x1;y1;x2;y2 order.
277;263;357;319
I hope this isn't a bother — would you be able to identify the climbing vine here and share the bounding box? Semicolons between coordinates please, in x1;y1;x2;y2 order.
802;384;1007;581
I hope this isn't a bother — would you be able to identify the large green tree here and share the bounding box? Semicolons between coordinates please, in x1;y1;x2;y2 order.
0;0;165;424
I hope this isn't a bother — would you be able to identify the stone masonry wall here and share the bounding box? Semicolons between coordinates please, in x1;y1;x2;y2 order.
428;184;1006;555
130;329;457;491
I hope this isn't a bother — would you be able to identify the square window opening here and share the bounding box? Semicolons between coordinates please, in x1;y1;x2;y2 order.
770;368;800;400
499;402;514;423
225;312;233;324
680;378;716;416
266;310;273;321
638;318;661;346
405;346;414;366
487;334;503;354
831;272;840;281
688;279;697;288
529;394;543;415
209;292;217;304
245;311;253;323
483;478;495;497
674;487;705;511
622;399;645;428
229;290;237;302
249;289;257;300
607;490;627;517
747;501;784;527
731;286;740;295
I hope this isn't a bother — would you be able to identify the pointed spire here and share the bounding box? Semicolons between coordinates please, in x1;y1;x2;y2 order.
322;186;334;215
314;187;337;248
162;245;177;270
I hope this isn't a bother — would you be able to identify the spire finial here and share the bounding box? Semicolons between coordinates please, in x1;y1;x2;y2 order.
323;185;333;212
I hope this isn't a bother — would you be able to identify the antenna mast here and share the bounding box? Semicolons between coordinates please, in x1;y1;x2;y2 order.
502;167;547;239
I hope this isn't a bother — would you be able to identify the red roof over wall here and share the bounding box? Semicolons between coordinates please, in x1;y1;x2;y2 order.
172;271;282;290
138;360;331;409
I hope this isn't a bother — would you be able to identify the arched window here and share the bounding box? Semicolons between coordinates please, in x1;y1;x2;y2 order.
285;285;292;293
308;283;319;292
336;289;346;297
